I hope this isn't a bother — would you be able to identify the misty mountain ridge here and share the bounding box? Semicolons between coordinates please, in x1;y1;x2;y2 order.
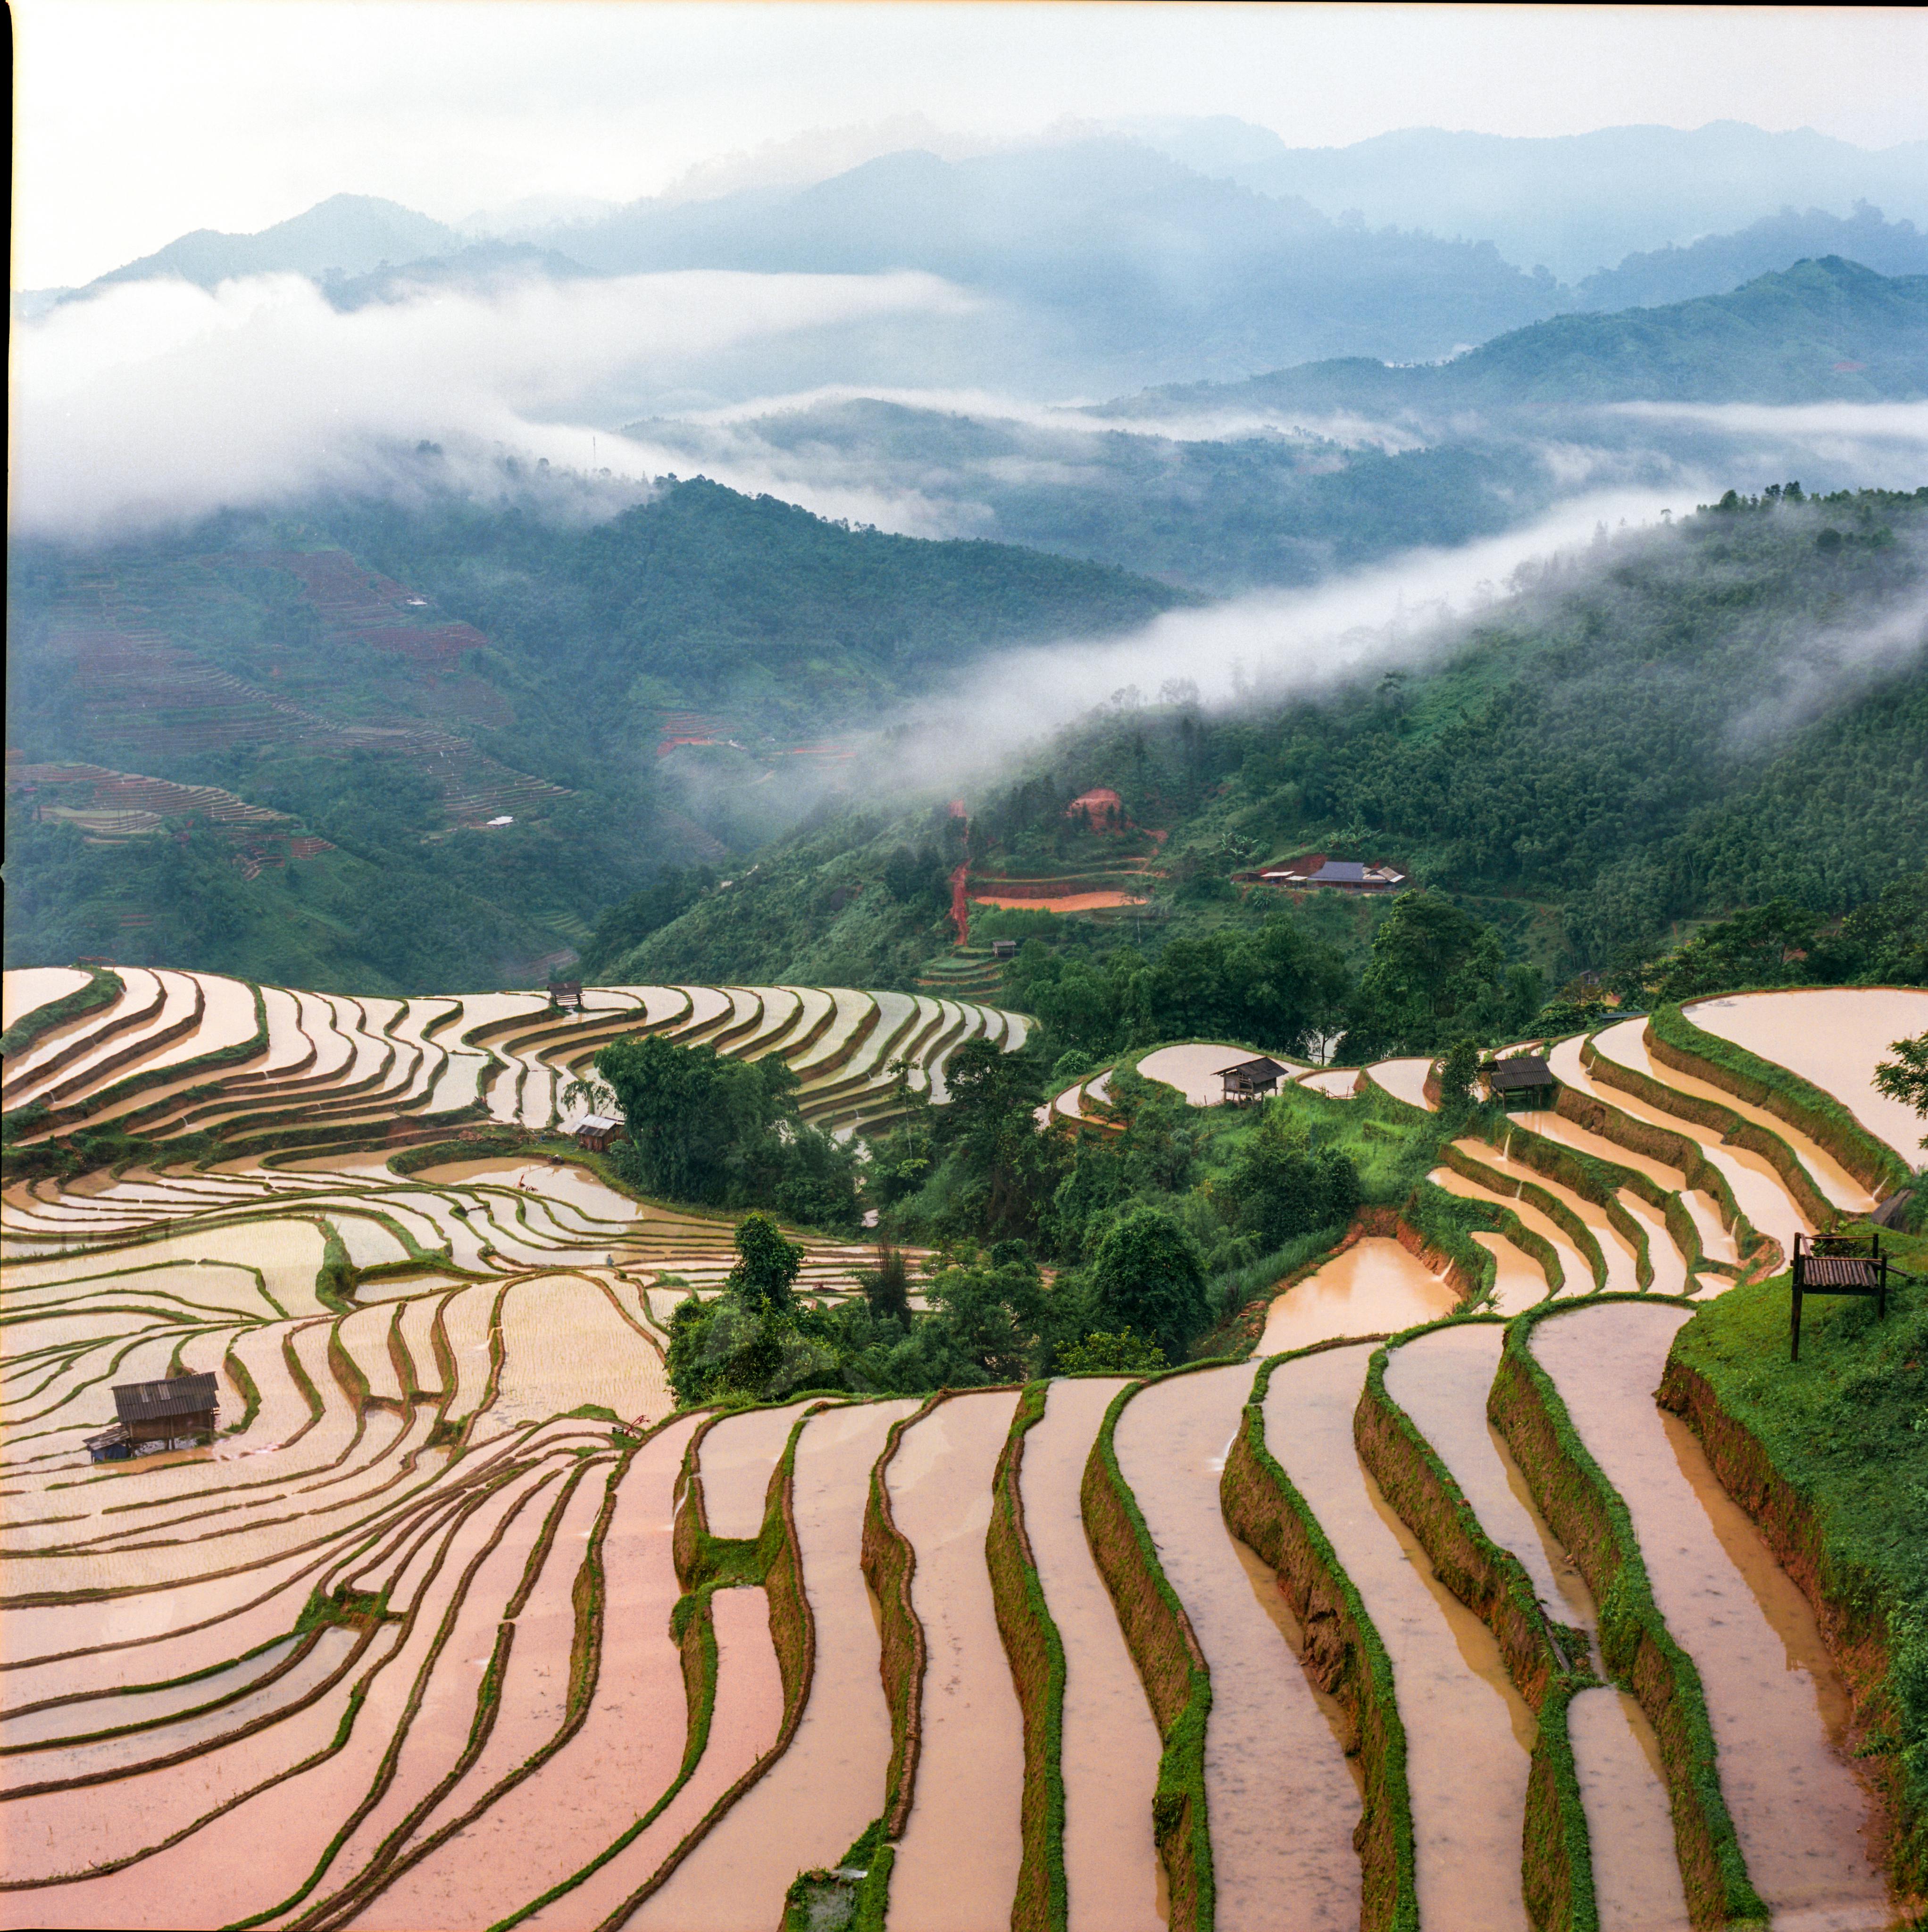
1569;202;1928;311
34;127;1928;397
93;193;461;290
623;260;1928;595
1114;117;1928;282
1104;258;1928;424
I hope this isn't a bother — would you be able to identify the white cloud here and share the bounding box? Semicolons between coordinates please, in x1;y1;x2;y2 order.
876;487;1684;784
1610;400;1928;443
8;269;977;541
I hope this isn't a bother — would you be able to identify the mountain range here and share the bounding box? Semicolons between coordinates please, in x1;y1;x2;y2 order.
26;125;1928;398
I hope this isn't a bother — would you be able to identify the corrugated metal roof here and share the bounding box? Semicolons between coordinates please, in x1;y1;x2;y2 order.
575;1114;623;1134
1487;1057;1554;1089
1313;860;1367;883
112;1373;219;1423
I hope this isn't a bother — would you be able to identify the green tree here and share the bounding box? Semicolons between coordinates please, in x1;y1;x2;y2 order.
594;1033;800;1205
922;1240;1051;1381
1351;890;1509;1054
1090;1208;1208;1363
1875;1033;1928;1150
1221;1102;1361;1249
1438;1037;1483;1113
859;1245;913;1327
726;1212;804;1312
932;1038;1057;1240
1056;1329;1167;1374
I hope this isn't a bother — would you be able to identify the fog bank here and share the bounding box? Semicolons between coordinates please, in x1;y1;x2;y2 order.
8;268;977;541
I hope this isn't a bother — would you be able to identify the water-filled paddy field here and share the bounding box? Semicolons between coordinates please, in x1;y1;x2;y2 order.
1;971;1917;1928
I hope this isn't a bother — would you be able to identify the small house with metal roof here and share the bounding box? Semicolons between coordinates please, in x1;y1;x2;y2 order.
1482;1054;1556;1110
90;1372;221;1458
1221;1056;1290;1103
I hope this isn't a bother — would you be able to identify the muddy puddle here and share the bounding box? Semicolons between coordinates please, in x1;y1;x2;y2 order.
630;1400;917;1928
1686;988;1928;1165
886;1389;1026;1931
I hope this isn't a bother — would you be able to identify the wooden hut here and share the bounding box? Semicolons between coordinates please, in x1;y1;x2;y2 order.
573;1114;627;1153
1483;1055;1556;1109
94;1372;220;1457
1221;1056;1289;1104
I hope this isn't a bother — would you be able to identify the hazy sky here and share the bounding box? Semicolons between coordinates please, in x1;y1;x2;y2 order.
11;2;1928;288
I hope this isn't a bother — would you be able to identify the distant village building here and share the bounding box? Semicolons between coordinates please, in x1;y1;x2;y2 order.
573;1115;628;1153
1221;1056;1290;1103
1254;854;1407;892
991;939;1018;959
88;1372;220;1459
1066;787;1126;833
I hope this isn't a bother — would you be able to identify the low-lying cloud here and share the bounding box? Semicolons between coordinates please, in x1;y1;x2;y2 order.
872;487;1685;785
9;268;979;541
1608;400;1928;493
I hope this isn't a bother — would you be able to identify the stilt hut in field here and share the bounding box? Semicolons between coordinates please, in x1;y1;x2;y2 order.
1482;1054;1556;1110
90;1372;221;1458
1221;1056;1290;1104
573;1114;628;1153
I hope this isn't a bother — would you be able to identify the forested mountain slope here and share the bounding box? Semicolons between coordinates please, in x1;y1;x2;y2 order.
1109;258;1928;423
3;482;1187;991
605;488;1928;995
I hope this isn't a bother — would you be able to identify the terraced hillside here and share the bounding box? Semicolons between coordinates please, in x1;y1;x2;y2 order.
2;976;1920;1929
1;968;1028;1162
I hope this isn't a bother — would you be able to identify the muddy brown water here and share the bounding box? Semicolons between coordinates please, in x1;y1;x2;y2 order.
1260;1236;1460;1354
1686;987;1928;1167
1264;1345;1532;1932
1116;1363;1361;1932
1383;1325;1686;1930
508;1584;786;1932
1023;1378;1165;1932
1569;1686;1693;1932
1531;1302;1888;1930
885;1389;1026;1931
697;1399;816;1540
1589;1021;1811;1254
628;1399;920;1929
1455;1136;1644;1291
0;1456;552;1911
346;1419;709;1932
1427;1164;1592;1299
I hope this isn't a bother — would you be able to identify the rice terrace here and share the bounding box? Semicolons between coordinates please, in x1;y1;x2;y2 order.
11;9;1928;1930
2;964;1923;1930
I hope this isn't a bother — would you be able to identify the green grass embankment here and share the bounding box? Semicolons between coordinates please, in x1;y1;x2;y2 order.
850;1391;951;1928
1221;1343;1418;1932
1579;1012;1843;1232
1081;1371;1216;1932
1355;1322;1598;1931
0;965;124;1064
1658;1248;1928;1902
1569;1042;1769;1276
985;1382;1069;1932
1489;1300;1766;1931
1648;1002;1912;1201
